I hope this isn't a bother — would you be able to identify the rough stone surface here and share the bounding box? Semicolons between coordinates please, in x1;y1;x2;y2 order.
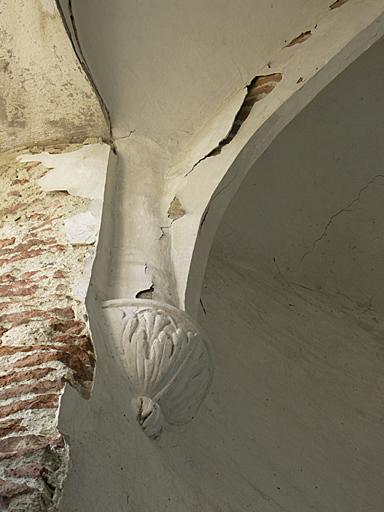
0;145;106;511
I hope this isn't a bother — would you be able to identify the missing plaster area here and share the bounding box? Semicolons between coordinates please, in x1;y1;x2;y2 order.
285;31;312;47
136;284;154;299
330;0;349;9
185;73;282;176
221;73;282;147
167;196;186;221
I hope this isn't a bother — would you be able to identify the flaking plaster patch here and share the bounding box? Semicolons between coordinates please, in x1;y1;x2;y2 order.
168;196;186;221
65;211;99;245
72;248;96;300
18;143;109;244
18;143;111;300
168;88;246;178
18;143;109;200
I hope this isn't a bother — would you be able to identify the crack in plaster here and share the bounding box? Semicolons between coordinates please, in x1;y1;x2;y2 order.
159;225;172;240
330;0;349;9
56;0;113;143
113;130;136;143
300;174;384;263
199;298;207;315
185;73;282;177
199;170;241;232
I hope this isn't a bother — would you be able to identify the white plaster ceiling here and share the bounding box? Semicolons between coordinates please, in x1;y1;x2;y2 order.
65;0;333;154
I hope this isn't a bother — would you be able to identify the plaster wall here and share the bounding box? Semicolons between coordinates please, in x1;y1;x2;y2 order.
216;34;384;315
59;241;384;512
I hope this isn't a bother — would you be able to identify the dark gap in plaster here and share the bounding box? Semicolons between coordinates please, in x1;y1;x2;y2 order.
285;31;312;47
159;225;171;240
136;397;145;424
198;170;241;233
41;472;56;496
55;0;113;143
135;284;154;299
330;0;349;9
185;73;282;177
199;207;209;231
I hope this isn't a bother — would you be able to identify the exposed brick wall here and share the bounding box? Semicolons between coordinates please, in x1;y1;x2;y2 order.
0;146;97;511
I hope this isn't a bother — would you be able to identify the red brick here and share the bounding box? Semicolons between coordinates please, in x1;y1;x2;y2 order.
0;478;34;500
6;463;44;478
0;238;15;250
0;418;26;437
0;367;55;388
0;378;64;400
0;394;59;419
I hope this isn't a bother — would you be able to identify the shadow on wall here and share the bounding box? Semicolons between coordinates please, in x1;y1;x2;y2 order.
216;34;384;316
176;34;384;512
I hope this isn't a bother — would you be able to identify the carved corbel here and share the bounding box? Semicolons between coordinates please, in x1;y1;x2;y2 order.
102;299;213;439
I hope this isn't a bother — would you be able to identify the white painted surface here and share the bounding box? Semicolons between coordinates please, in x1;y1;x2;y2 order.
66;0;384;316
59;35;384;512
102;299;213;439
59;253;384;511
173;6;384;315
68;0;330;151
217;34;384;317
19;144;111;200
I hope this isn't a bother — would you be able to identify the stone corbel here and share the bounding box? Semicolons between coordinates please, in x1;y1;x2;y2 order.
102;299;213;439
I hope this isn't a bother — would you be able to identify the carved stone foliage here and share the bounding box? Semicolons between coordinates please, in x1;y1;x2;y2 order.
102;300;213;439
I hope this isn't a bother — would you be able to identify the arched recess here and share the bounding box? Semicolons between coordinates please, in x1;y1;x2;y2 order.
191;28;384;512
170;6;384;317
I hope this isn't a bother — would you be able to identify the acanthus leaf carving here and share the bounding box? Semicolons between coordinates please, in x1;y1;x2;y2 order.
102;299;213;439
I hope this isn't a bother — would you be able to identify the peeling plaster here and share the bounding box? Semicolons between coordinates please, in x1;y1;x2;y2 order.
168;88;246;178
135;284;155;299
286;31;312;47
182;73;282;178
330;0;349;9
167;197;186;221
17;143;110;301
18;144;109;200
169;6;384;315
65;211;99;245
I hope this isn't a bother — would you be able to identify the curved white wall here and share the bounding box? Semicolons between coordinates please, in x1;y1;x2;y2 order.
68;0;330;151
215;34;384;315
